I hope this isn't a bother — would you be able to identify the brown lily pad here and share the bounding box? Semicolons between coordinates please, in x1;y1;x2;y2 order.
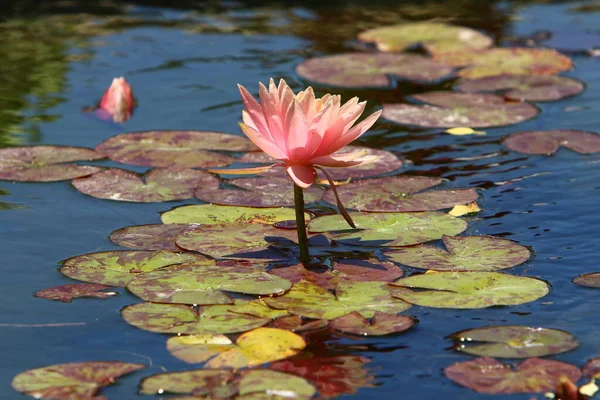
583;358;600;378
0;146;103;182
503;130;600;155
34;283;118;303
330;311;415;337
109;224;201;251
273;315;329;333
573;272;600;288
444;357;581;394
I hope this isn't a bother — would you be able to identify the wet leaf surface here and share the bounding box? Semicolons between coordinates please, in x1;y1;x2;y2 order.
109;224;201;251
161;204;302;225
387;235;531;272
11;361;144;399
448;202;481;216
34;283;118;303
383;92;539;128
573;272;600;288
273;315;329;333
503;130;600;155
237;369;316;399
330;311;415;336
448;325;580;358
0;146;103;182
139;369;236;397
444;357;581;394
391;271;549;308
583;358;600;378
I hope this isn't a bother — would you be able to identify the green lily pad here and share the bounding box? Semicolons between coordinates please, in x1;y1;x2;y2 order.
444;357;581;394
330;311;415;337
357;22;493;55
34;283;118;303
60;250;210;287
503;130;600;155
127;263;291;305
383;92;539;128
139;369;236;397
387;235;531;272
391;271;549;308
0;146;103;182
296;53;454;88
573;272;600;288
455;74;585;102
238;370;316;400
109;224;201;251
434;48;573;78
583;358;600;378
308;211;467;247
121;302;271;335
323;176;478;212
448;325;580;358
11;361;144;399
95;130;257;168
218;299;290;319
264;280;411;319
161;204;303;225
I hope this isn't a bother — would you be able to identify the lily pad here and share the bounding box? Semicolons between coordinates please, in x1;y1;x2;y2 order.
273;315;329;333
237;370;316;400
296;53;454;88
455;74;585;102
109;224;202;251
391;271;549;308
264;280;411;319
573;272;600;288
583;358;600;378
444;357;581;394
308;211;467;247
323;176;478;212
60;250;209;287
330;311;415;337
11;361;144;399
0;146;103;182
387;235;531;272
139;369;236;397
127;263;291;305
34;283;118;303
218;299;290;319
434;48;573;78
448;326;580;358
72;168;219;202
161;204;302;225
95;130;257;168
357;22;493;55
383;92;539;128
502;130;600;155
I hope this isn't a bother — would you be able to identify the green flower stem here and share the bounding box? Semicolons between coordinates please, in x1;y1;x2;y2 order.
293;183;310;264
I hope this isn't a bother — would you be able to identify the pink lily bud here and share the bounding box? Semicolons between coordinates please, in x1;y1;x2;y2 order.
99;77;135;123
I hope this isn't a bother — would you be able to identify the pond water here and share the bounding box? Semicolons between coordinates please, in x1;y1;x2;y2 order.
1;0;600;399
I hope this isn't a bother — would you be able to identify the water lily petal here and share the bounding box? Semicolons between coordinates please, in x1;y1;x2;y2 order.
286;165;316;188
259;82;287;150
330;110;382;151
238;84;269;134
286;100;310;158
311;152;378;168
239;123;288;160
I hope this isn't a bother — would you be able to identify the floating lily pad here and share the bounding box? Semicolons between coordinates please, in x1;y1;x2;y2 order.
330;311;415;337
11;361;144;399
95;130;257;168
323;176;478;212
161;204;302;225
264;280;410;319
60;250;209;287
502;130;600;155
455;74;585;102
383;92;539;128
109;224;202;251
122;302;271;335
391;271;549;308
127;263;291;305
237;370;316;400
583;358;600;378
573;272;600;288
34;283;118;303
357;22;493;55
139;369;236;397
273;315;329;333
448;326;580;358
387;235;531;272
434;48;573;78
296;53;454;88
219;299;290;319
308;211;467;247
444;357;581;394
0;146;103;182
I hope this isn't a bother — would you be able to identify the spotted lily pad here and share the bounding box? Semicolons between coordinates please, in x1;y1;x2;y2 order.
357;22;493;55
127;263;291;305
237;370;316;400
573;272;600;288
60;250;209;287
502;130;600;155
387;235;531;272
11;361;144;399
95;130;257;168
434;48;573;78
109;224;202;251
391;271;549;308
383;92;539;128
323;176;478;212
444;357;581;394
161;204;302;225
0;146;103;182
330;311;415;337
34;283;118;303
308;211;467;247
455;74;585;102
273;315;329;333
583;358;600;378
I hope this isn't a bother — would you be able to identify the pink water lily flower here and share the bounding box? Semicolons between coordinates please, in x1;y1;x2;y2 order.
99;77;135;123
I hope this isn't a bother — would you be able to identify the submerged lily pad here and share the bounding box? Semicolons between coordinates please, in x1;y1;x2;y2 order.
308;211;467;247
391;271;549;308
383;92;539;128
455;74;585;102
34;283;118;303
583;358;600;378
296;53;454;88
444;357;581;394
330;311;415;337
109;224;201;251
95;130;257;168
11;361;144;399
502;130;600;155
161;204;302;225
448;325;580;358
387;235;531;272
357;22;493;55
573;272;600;288
0;146;103;182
